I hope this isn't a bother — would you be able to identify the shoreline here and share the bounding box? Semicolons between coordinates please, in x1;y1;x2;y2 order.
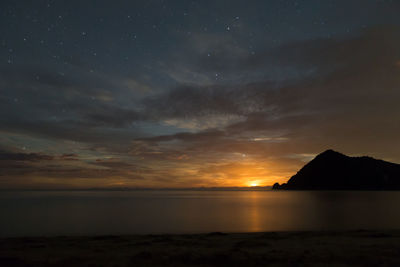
2;230;400;266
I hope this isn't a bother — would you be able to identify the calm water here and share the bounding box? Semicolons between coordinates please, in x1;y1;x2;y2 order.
1;190;400;237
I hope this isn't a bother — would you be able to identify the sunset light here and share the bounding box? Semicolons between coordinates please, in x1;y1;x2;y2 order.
1;1;400;265
0;1;399;192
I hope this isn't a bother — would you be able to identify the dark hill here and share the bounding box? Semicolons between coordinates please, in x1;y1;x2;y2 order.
273;149;400;190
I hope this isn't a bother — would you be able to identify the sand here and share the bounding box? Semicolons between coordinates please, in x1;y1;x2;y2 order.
1;230;400;266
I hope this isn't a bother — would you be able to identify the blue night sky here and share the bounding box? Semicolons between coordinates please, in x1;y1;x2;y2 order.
1;0;400;189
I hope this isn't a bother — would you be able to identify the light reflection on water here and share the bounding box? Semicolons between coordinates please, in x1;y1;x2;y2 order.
1;190;400;237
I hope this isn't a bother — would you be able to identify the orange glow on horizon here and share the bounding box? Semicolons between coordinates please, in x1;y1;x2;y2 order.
3;152;300;189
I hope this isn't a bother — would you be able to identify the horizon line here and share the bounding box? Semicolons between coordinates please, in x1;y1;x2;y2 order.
0;186;274;192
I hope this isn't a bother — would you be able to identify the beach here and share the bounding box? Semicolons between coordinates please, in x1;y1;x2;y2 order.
1;230;400;266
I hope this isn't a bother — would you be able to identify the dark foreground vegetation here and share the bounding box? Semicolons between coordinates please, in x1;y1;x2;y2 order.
1;230;400;266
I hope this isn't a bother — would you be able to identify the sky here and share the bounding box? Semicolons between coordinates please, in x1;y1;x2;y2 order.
1;0;400;189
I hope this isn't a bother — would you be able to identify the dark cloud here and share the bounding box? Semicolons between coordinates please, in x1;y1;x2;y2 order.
137;130;226;143
0;150;54;161
2;26;399;147
177;27;398;117
0;64;150;150
134;26;400;166
0;63;146;130
1;13;400;188
0;149;145;187
92;158;141;170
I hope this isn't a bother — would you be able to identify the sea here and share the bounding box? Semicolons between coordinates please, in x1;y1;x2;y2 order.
1;190;400;237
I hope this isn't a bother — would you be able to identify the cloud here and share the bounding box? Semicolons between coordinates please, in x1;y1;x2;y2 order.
1;25;400;188
0;63;151;150
137;130;226;143
136;25;400;164
168;26;399;120
0;149;147;190
0;150;54;161
4;26;399;145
